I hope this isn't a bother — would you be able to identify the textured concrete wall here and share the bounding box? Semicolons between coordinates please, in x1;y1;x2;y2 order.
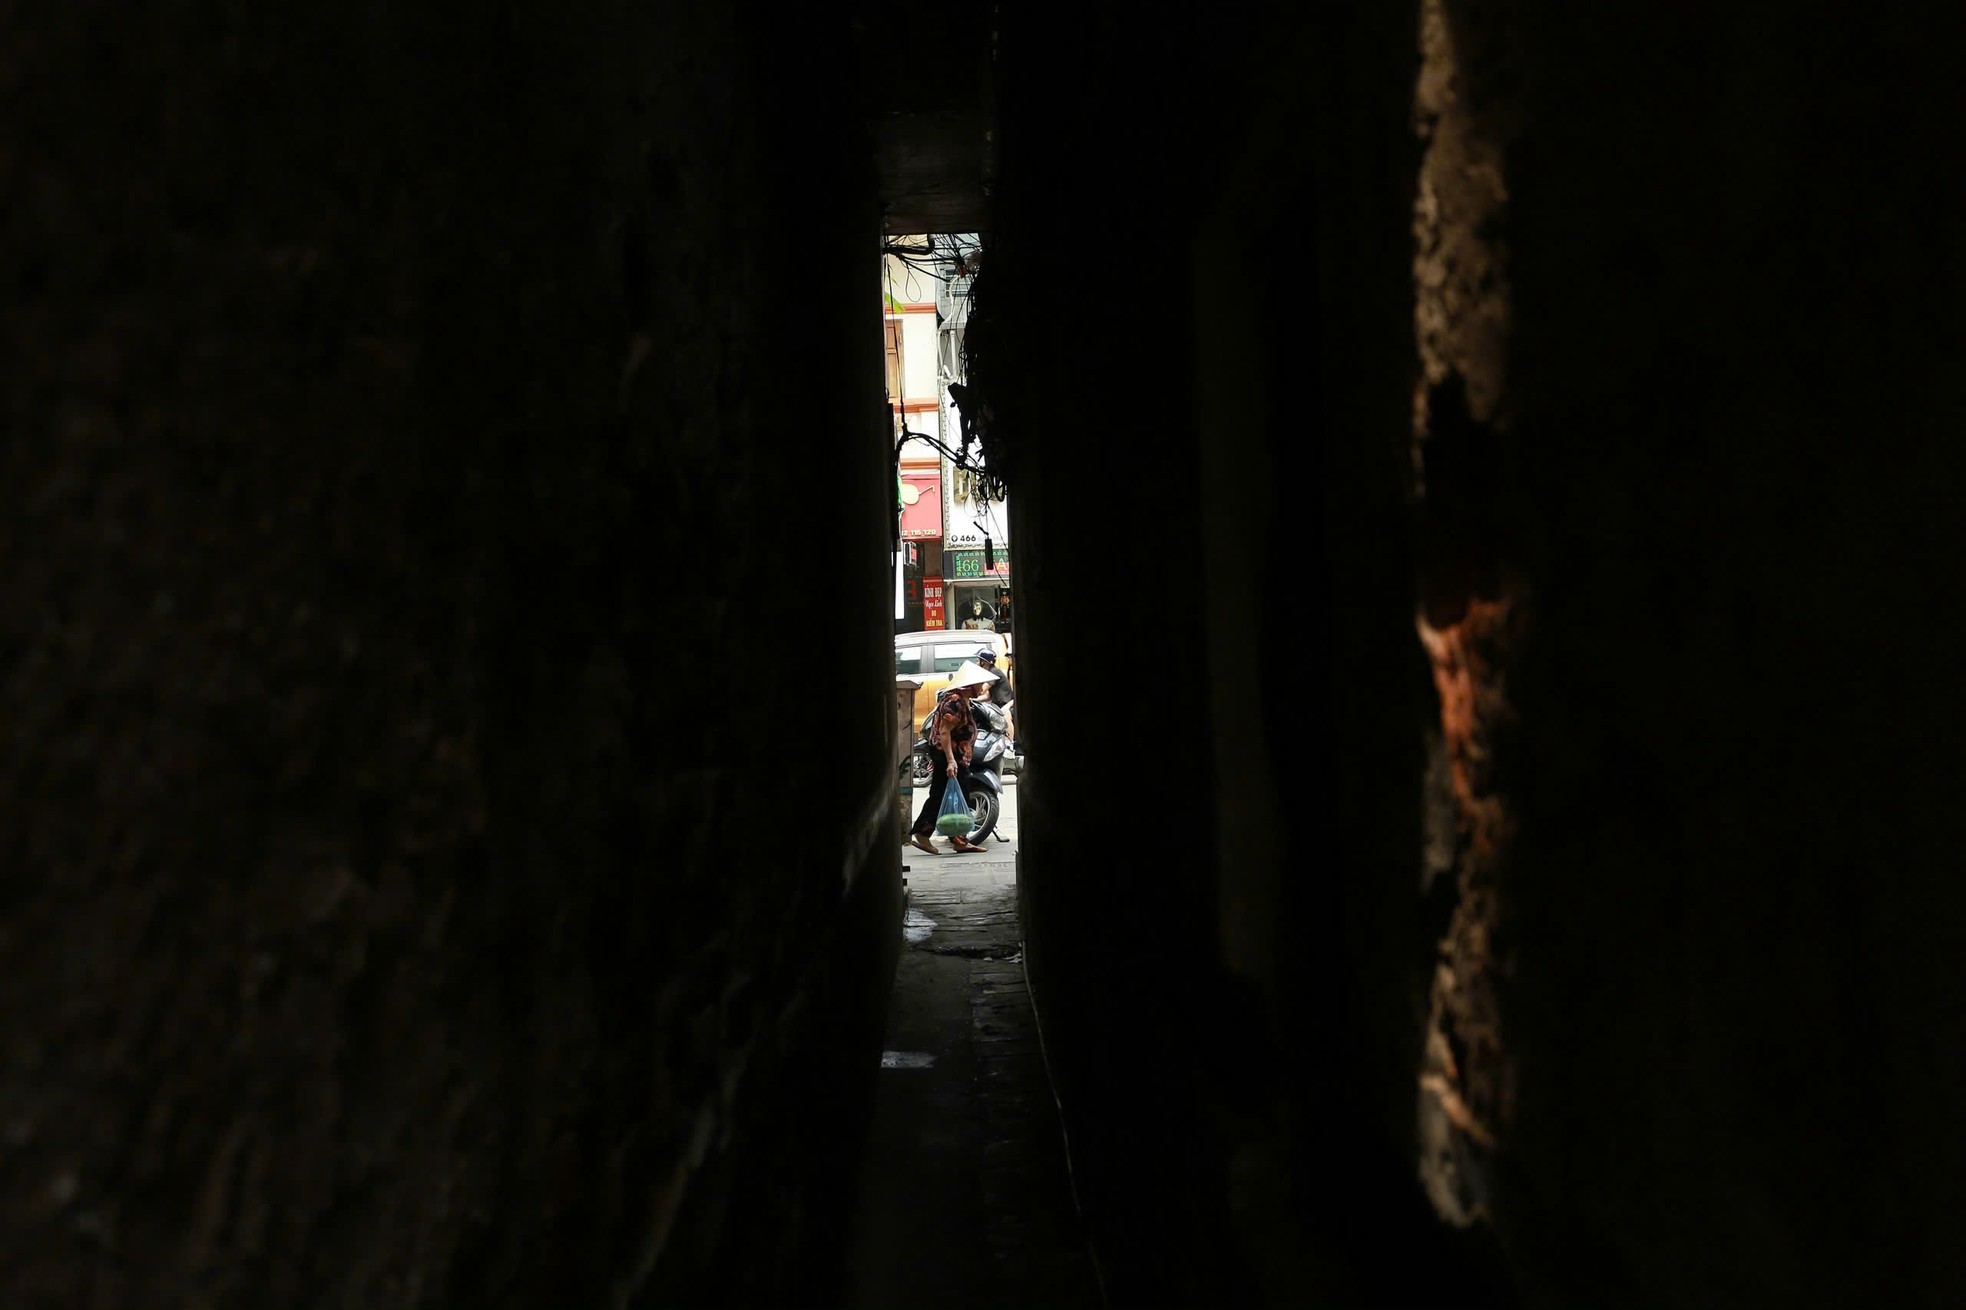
0;3;898;1305
1493;7;1966;1304
995;1;1966;1306
1000;4;1506;1302
993;7;1306;1305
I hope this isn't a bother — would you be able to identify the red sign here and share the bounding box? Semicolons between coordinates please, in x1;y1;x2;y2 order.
922;575;946;629
900;470;943;541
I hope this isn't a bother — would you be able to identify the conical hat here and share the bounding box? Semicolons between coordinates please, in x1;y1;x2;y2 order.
949;660;1000;689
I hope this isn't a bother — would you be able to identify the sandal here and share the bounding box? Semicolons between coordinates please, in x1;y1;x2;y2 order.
909;834;941;856
950;837;984;853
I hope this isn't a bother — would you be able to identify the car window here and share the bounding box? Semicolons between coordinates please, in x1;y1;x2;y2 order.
931;643;979;673
895;647;923;676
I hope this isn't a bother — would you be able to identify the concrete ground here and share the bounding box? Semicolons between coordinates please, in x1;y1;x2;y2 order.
842;782;1105;1309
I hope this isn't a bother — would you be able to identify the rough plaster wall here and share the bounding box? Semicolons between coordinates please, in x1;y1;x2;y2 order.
1188;6;1518;1304
1409;0;1520;1234
1004;1;1966;1306
1356;3;1966;1301
1214;5;1966;1303
998;4;1484;1306
0;3;895;1306
1488;6;1966;1304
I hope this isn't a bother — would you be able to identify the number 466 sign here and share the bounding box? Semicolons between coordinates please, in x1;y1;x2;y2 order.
946;549;1010;579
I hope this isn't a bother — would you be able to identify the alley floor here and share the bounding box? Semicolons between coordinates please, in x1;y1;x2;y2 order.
843;783;1105;1309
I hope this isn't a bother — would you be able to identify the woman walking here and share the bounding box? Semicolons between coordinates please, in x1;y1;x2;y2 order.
908;660;998;855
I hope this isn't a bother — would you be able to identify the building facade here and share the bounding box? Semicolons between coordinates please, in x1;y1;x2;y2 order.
885;236;1010;639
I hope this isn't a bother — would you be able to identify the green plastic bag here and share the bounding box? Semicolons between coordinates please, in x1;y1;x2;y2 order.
934;775;974;836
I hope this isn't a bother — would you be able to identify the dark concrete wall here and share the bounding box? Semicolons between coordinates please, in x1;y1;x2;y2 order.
992;2;1966;1306
1496;7;1966;1304
995;5;1487;1303
990;6;1305;1304
0;2;898;1305
12;0;1966;1305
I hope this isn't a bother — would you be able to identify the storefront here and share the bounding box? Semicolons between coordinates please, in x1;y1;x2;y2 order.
896;546;1008;635
942;546;1011;636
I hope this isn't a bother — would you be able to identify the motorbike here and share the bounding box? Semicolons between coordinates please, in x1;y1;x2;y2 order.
905;697;1009;844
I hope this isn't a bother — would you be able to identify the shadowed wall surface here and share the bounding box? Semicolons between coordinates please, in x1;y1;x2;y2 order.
994;3;1966;1307
1;3;897;1305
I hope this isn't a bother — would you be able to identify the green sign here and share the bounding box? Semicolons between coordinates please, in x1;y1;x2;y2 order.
945;548;1010;580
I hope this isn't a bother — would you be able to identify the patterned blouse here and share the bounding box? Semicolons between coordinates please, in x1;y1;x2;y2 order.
929;690;976;763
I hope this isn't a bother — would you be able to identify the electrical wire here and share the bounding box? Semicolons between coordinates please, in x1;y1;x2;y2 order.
894;426;977;472
881;233;985;287
886;233;1006;505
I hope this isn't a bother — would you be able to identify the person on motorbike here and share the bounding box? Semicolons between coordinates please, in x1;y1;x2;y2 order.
974;646;1015;752
907;659;998;856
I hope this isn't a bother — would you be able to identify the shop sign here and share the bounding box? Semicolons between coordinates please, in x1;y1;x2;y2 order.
944;548;1010;579
922;576;946;629
900;470;942;541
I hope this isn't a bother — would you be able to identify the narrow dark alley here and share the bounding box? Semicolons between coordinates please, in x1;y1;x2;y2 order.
843;793;1102;1309
5;2;1966;1307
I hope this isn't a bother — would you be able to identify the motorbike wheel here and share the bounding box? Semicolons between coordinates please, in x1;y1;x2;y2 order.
908;750;934;789
963;784;999;844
